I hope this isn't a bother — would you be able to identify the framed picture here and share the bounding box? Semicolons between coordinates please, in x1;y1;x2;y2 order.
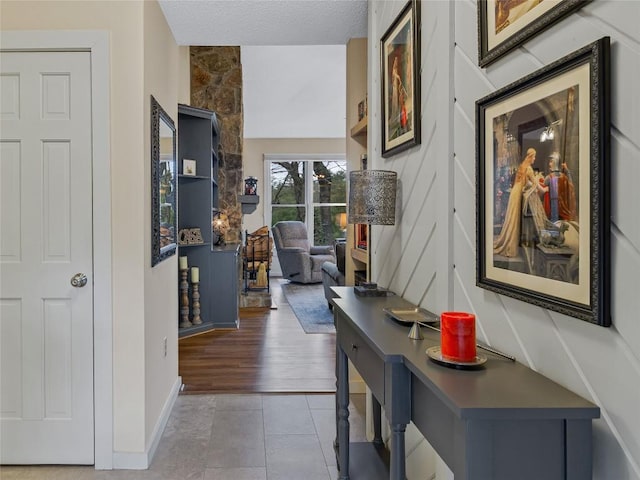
478;0;592;67
476;37;610;326
150;95;177;267
183;158;196;176
380;0;421;157
358;99;366;121
355;224;368;251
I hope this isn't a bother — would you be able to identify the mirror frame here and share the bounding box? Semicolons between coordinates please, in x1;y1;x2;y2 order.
151;95;177;266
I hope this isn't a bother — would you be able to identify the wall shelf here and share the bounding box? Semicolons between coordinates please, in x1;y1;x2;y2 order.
351;247;368;265
178;242;211;249
178;174;209;180
238;194;260;214
350;116;368;138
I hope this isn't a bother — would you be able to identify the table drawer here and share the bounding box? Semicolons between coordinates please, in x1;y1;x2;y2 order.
338;316;384;402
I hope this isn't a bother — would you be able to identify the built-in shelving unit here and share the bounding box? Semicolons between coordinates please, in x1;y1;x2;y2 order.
177;104;238;337
349;118;369;284
177;104;217;337
346;38;369;286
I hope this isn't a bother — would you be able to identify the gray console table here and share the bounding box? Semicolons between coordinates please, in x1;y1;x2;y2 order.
331;287;599;480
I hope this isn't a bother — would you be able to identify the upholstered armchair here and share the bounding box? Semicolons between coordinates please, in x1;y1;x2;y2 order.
272;221;336;284
321;239;346;308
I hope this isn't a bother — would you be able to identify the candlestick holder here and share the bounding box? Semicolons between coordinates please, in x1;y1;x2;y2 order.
179;268;192;328
191;280;202;325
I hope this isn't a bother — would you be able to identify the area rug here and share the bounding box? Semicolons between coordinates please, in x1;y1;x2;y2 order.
281;282;335;334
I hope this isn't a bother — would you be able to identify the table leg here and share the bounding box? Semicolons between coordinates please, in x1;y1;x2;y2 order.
337;342;350;480
372;395;383;447
565;419;592;480
390;423;407;480
334;312;339;464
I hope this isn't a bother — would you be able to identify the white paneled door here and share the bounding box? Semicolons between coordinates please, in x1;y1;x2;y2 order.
0;51;94;464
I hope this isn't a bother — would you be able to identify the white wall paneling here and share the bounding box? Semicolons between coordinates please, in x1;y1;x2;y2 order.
369;0;640;478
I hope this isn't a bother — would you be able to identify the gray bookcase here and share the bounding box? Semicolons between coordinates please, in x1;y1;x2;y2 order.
210;244;240;328
178;104;237;337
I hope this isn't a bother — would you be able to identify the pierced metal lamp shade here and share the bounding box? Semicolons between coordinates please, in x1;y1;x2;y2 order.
348;170;397;225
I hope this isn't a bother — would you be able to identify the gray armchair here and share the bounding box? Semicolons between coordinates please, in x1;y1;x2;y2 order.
321;239;346;308
272;221;336;284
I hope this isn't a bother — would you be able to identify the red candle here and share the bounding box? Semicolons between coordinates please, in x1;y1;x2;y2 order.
440;312;476;362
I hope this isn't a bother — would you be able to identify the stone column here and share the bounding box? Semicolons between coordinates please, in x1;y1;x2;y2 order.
190;46;243;244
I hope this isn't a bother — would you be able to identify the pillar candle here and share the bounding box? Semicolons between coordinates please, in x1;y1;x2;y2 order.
179;256;188;270
440;312;476;362
191;266;199;283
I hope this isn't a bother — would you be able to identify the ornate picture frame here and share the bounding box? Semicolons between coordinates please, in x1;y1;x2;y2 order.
151;95;177;267
478;0;592;68
380;0;421;157
476;37;610;326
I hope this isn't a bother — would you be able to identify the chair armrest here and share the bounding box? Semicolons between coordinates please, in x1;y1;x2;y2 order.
335;242;346;273
278;247;307;254
310;245;333;255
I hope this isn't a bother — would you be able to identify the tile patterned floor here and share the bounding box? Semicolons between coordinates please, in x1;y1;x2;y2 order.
0;393;366;480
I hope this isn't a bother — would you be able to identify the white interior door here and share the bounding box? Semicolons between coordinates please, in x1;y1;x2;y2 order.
0;51;94;464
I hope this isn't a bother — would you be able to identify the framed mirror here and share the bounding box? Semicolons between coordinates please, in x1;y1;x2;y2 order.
151;95;177;266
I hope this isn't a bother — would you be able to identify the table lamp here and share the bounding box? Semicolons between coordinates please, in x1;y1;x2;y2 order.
337;212;347;230
348;170;397;296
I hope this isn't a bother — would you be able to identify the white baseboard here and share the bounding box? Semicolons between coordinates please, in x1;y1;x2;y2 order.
112;376;182;470
111;451;149;470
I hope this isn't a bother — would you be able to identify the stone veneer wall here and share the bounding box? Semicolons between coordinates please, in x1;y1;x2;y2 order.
190;47;271;308
190;46;243;244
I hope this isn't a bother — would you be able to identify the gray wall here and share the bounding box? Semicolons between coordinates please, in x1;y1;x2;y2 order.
368;1;639;478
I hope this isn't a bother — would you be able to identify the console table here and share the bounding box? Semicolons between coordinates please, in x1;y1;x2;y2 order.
331;287;599;480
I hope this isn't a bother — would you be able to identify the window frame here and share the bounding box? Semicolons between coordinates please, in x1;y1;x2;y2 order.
264;153;347;242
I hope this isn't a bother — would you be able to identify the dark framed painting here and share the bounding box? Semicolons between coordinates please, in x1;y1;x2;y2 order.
476;37;610;326
380;0;421;157
478;0;592;67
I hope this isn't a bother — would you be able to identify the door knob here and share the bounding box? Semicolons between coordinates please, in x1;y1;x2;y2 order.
70;273;88;288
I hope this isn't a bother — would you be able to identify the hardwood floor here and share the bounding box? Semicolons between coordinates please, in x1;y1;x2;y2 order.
179;278;336;394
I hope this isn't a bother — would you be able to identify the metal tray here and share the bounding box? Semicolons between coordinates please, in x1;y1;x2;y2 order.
383;307;439;325
426;346;487;370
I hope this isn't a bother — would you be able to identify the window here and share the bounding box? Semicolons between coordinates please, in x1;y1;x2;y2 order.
265;154;347;245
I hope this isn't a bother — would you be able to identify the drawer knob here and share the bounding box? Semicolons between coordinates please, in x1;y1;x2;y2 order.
351;343;358;351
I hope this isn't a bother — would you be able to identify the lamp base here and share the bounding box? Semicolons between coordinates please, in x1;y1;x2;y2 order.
354;282;389;297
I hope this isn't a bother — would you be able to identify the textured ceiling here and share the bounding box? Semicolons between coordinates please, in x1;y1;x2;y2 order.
158;0;368;46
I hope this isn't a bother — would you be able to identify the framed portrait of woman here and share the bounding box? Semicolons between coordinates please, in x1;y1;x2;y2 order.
380;0;421;157
476;37;610;326
478;0;592;67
